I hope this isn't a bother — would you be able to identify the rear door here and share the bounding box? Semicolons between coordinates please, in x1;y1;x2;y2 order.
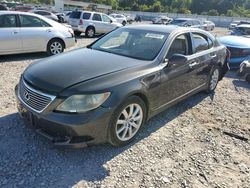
18;14;52;52
0;14;22;54
189;32;216;86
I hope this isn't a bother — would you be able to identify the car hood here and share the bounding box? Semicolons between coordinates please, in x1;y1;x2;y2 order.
218;35;250;48
23;48;144;94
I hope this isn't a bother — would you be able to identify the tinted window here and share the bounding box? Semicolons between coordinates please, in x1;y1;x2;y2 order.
0;15;17;28
92;14;102;21
192;33;209;53
82;12;91;20
69;11;81;19
102;15;111;23
20;15;50;27
167;34;189;58
91;28;168;61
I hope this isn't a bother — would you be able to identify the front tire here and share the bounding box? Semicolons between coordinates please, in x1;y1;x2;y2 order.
108;96;147;147
47;39;64;56
206;66;220;93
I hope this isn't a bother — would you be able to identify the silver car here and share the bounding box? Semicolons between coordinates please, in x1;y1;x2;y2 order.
32;10;59;22
0;11;76;56
68;11;122;37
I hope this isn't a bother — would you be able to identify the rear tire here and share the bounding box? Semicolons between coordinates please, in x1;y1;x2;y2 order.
47;39;64;56
85;27;95;38
108;96;147;147
122;21;126;26
206;66;220;93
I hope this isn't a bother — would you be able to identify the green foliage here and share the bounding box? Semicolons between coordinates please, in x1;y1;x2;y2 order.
20;0;250;17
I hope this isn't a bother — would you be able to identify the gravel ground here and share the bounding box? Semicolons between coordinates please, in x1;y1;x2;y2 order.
0;27;249;188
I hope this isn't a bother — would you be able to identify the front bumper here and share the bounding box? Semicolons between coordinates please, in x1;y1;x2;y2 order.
15;85;113;148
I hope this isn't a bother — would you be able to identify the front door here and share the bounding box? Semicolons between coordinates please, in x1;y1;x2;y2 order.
159;33;202;107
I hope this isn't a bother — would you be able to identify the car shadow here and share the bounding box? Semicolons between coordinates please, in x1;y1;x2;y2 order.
0;53;48;63
224;71;250;90
0;92;209;187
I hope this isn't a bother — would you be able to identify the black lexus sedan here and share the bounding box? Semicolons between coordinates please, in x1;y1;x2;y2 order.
15;25;229;148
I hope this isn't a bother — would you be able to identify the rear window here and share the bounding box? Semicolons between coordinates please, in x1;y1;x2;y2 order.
69;11;81;19
82;12;91;20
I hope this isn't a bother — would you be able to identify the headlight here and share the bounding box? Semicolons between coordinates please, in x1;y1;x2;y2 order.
56;92;111;113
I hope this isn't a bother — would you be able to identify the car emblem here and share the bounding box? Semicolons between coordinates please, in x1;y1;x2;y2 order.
24;91;30;101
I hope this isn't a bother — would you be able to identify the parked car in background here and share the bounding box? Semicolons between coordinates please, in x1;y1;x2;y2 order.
219;35;250;69
0;11;75;56
135;15;141;22
68;10;122;37
64;11;72;23
231;24;250;36
238;59;250;83
110;13;127;26
203;20;215;31
229;20;240;30
169;18;203;29
152;16;172;24
0;4;8;10
55;12;65;23
15;25;228;148
32;10;59;22
13;5;33;12
123;14;135;24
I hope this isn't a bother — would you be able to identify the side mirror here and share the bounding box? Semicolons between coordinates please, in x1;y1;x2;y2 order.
167;54;188;67
110;20;113;23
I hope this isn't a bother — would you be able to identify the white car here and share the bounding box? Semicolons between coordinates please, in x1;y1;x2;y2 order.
0;11;76;55
152;16;172;24
229;21;240;30
110;13;127;26
32;10;59;22
203;21;215;31
68;11;122;37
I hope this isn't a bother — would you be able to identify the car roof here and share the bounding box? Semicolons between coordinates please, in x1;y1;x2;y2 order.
123;24;205;34
0;11;37;16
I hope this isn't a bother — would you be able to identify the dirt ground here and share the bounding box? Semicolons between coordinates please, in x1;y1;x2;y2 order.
0;26;249;188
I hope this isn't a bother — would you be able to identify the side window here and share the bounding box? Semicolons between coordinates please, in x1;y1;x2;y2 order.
92;14;102;21
192;33;209;53
82;12;91;20
0;15;17;28
167;34;189;59
102;15;111;23
19;15;51;27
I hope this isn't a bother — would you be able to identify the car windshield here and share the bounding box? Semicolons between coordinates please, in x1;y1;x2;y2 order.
90;28;168;61
170;19;187;25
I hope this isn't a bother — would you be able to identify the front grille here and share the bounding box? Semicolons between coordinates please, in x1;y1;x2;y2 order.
19;80;55;112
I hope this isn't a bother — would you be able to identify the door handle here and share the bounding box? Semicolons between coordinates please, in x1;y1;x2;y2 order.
46;29;52;32
189;61;199;68
211;54;217;58
12;31;18;34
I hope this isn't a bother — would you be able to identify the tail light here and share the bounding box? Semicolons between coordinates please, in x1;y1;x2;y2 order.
79;19;83;25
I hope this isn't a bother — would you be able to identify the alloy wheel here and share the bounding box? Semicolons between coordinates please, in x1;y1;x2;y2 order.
115;103;143;141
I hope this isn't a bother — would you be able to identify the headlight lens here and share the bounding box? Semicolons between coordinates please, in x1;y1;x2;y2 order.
56;92;110;113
